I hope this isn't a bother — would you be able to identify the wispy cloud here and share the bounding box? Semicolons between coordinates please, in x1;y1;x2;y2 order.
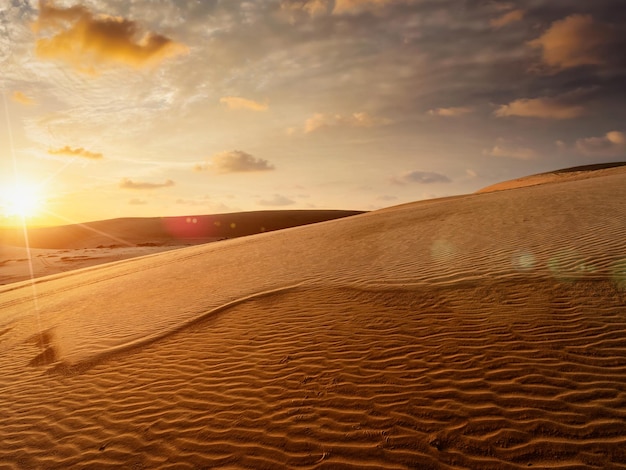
427;107;472;117
484;143;537;160
333;0;408;15
392;170;451;185
259;194;295;206
195;150;275;173
490;9;525;29
494;96;584;119
576;131;625;157
128;198;148;205
528;14;613;72
303;112;391;133
33;0;188;73
281;0;409;17
120;178;175;190
220;96;268;111
48;145;103;159
12;91;35;105
280;0;331;19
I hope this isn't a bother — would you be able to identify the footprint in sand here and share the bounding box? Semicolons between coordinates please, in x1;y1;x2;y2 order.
26;329;59;367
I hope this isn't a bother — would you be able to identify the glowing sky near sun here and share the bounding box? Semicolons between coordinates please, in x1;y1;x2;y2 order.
1;0;625;226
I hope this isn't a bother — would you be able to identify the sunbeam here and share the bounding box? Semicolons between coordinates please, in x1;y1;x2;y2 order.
43;209;137;248
2;90;44;350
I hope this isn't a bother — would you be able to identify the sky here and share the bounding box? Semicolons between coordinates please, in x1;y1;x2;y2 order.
1;0;625;226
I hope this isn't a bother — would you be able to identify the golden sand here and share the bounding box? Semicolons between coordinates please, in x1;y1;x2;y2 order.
1;168;625;468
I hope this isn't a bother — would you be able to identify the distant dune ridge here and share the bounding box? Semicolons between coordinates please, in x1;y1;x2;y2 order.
0;210;363;285
1;209;365;249
1;166;626;468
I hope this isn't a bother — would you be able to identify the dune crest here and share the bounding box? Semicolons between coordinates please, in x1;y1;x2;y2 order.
0;210;363;285
1;168;625;468
476;162;626;193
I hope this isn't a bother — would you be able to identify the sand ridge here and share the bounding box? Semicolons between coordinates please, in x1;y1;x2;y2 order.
0;210;363;285
476;162;626;194
1;167;626;468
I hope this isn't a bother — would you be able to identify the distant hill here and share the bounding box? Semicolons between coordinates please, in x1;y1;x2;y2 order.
0;210;365;249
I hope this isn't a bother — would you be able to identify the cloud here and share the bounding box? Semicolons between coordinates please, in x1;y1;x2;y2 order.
333;0;403;15
12;91;35;105
303;111;391;133
33;0;188;73
220;96;268;111
576;131;626;157
120;178;175;190
280;0;331;18
484;144;537;160
259;194;296;206
392;170;451;185
195;150;275;173
128;198;147;205
494;97;584;119
281;0;412;17
427;107;472;117
490;9;525;29
527;15;614;71
48;145;103;159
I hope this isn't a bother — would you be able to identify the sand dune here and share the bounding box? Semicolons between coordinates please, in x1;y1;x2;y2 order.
1;167;625;468
0;210;363;285
1;210;365;249
476;162;626;194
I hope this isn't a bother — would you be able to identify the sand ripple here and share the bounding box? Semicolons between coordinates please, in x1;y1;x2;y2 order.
1;281;626;468
1;168;625;468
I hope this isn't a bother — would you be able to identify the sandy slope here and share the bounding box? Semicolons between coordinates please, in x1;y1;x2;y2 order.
0;210;363;285
0;168;625;468
0;210;365;249
476;162;626;193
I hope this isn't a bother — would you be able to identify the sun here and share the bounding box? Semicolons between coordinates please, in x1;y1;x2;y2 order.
0;182;44;219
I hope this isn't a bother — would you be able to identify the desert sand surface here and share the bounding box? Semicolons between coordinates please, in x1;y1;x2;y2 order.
0;210;363;285
1;167;626;468
476;162;626;194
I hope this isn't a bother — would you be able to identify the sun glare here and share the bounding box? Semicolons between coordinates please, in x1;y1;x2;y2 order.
0;182;44;219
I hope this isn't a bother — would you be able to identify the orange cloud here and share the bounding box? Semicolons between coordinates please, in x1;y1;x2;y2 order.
12;91;35;106
391;170;451;185
48;146;103;159
281;0;412;18
576;131;625;156
333;0;408;15
304;111;391;133
494;97;584;119
195;150;275;174
120;178;174;190
428;107;472;117
490;9;525;29
484;144;537;160
33;0;188;73
528;14;613;71
281;0;331;18
220;96;269;111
